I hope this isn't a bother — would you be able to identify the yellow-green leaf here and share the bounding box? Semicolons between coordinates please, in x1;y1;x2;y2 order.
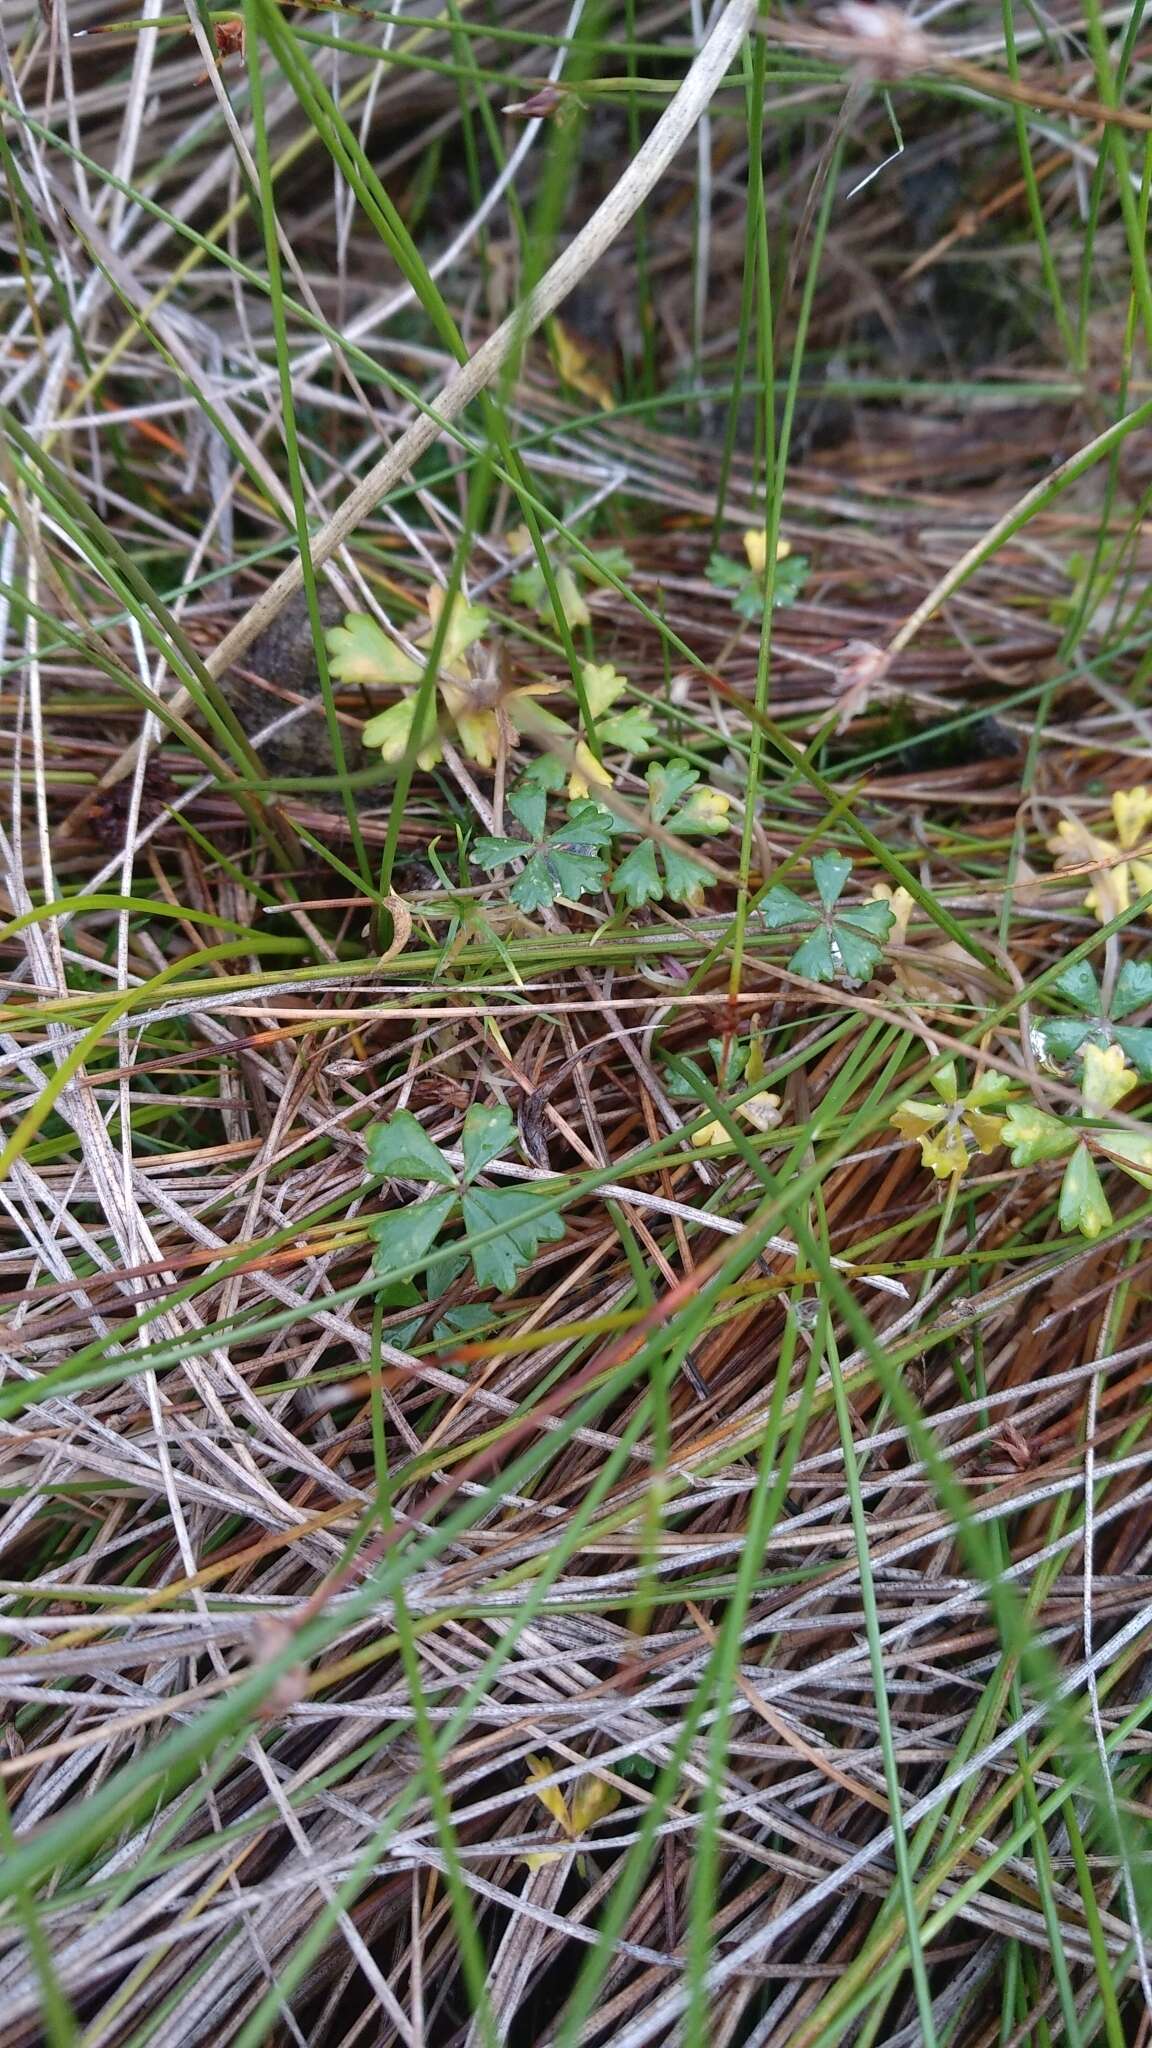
568;1775;621;1836
890;1100;943;1144
425;586;490;674
525;1754;571;1833
361;695;441;770
326;612;421;687
918;1123;972;1179
1081;1042;1138;1117
1095;1128;1152;1189
581;661;628;718
1059;1142;1112;1239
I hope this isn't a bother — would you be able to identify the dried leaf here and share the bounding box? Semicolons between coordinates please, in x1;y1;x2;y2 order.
550;318;616;411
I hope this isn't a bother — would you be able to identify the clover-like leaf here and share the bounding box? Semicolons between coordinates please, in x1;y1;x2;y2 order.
462;1185;566;1291
333;590;509;772
1058;1143;1112;1239
647;761;702;829
371;1193;457;1278
1052;959;1100;1012
609;761;731;913
894;1105;976;1175
1116;1027;1152;1077
461;1102;518;1180
812;851;852;909
599;704;656;754
507;783;549;841
425;587;490;673
673;783;732;836
706;534;809;620
509;528;633;630
762;856;895;984
368;1111;455;1185
581;662;627;720
760;882;811;931
472;789;613;913
891;1061;1015;1181
1035;956;1152;1079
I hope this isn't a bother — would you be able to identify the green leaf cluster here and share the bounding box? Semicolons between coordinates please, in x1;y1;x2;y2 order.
706;547;809;620
471;784;615;912
509;532;634;631
1034;958;1152;1078
610;761;731;910
761;853;895;983
367;1103;565;1291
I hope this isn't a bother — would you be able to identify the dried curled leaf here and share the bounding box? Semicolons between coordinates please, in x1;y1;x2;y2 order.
1047;786;1152;924
523;1754;621;1869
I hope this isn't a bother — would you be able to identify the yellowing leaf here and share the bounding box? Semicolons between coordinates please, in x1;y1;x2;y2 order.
1081;1042;1138;1117
567;739;609;801
568;1776;621;1836
742;530;793;575
551;317;616;411
425;586;490;677
918;1122;972;1179
581;662;628;718
1048;816;1131;924
966;1108;1007;1155
891;1066;1011;1181
326;612;421;687
555;564;591;629
522;1754;620;1869
872;884;973;1000
525;1754;571;1832
873;882;915;944
451;704;502;770
1132;857;1152;904
968;1068;1017;1109
930;1061;959;1107
1095;1128;1152;1189
1111;784;1152;851
361;695;442;770
692;1118;729;1150
690;1089;780;1149
1059;1142;1112;1238
678;785;731;831
1001;1103;1076;1166
742;1090;782;1133
890;1099;944;1144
